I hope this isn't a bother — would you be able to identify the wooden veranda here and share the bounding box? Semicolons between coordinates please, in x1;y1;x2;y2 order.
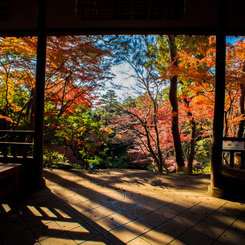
0;0;245;197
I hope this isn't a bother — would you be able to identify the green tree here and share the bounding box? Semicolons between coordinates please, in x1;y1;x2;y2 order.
52;106;106;169
106;35;169;172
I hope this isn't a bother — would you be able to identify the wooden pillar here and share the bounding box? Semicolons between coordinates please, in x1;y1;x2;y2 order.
210;0;226;197
33;0;46;189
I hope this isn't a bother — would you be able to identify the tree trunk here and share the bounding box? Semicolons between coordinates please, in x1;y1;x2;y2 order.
237;61;245;138
27;88;35;130
184;98;196;174
168;35;186;170
144;124;163;173
188;119;196;174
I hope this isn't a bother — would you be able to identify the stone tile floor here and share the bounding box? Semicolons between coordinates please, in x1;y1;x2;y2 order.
0;169;245;245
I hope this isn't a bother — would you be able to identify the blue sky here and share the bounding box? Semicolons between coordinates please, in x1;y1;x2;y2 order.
96;35;244;103
96;62;143;102
226;36;243;44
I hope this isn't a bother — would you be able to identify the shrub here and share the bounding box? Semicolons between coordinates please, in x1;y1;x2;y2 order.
43;149;68;169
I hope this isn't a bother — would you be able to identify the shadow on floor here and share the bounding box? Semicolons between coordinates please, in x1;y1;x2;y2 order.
0;169;245;245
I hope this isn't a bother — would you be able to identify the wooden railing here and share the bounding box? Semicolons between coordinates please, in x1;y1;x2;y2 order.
222;137;245;169
0;130;34;164
222;137;245;180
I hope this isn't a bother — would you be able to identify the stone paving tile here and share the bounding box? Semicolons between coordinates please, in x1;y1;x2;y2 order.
157;220;189;237
216;203;245;219
89;217;119;234
99;192;125;203
222;201;245;212
73;193;90;202
75;190;100;201
31;188;53;199
22;205;44;218
140;199;164;211
65;224;99;244
0;217;29;237
95;204;120;217
16;205;37;219
127;237;152;244
83;199;109;209
168;239;187;245
103;226;137;245
39;206;59;219
178;229;214;245
139;211;168;227
82;235;114;244
107;211;135;226
51;188;77;200
1;229;38;245
31;220;64;241
39;199;67;211
61;196;87;206
237;212;245;221
211;241;226;245
0;202;13;213
1;170;245;245
203;212;237;230
70;202;92;214
54;205;80;219
113;200;136;210
195;197;227;210
52;206;74;219
166;201;195;212
228;219;245;237
0;211;21;226
217;230;245;245
39;232;77;245
32;195;59;206
154;206;181;219
172;195;201;206
139;228;175;245
149;195;175;206
171;212;200;229
78;209;105;223
125;205;152;218
55;220;83;231
22;213;52;228
123;219;153;236
183;206;212;220
126;193;150;204
192;221;225;239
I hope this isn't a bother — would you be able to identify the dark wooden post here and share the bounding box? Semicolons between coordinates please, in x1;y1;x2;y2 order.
210;0;226;197
33;0;46;189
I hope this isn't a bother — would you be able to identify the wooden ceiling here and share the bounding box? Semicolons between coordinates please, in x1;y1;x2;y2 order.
0;0;11;22
0;0;245;36
75;0;185;20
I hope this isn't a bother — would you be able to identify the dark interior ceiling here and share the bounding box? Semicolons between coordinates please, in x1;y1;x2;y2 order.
0;0;245;36
75;0;185;21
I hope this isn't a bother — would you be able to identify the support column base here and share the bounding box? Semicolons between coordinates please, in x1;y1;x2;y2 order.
33;177;46;190
208;185;224;198
38;177;46;189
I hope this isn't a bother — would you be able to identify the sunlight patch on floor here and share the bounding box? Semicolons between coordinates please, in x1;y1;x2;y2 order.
27;205;42;217
1;203;11;213
53;208;72;219
40;207;57;218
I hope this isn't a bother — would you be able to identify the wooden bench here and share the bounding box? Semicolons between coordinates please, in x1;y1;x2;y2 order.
0;163;21;198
